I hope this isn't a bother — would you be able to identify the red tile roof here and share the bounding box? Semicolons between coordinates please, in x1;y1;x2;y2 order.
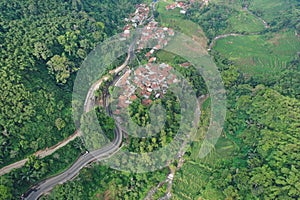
149;57;157;63
130;95;137;101
142;99;152;106
180;62;191;67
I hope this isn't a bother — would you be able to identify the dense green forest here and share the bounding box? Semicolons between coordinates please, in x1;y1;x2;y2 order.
126;91;181;153
0;0;141;199
0;0;141;166
172;57;300;199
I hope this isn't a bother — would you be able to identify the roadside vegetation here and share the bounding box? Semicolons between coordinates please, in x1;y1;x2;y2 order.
40;164;169;200
0;0;142;168
0;138;84;198
0;0;141;199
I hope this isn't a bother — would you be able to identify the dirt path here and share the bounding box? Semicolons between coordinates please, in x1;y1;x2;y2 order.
208;33;243;50
208;5;269;50
1;71;112;177
161;96;209;199
144;95;209;200
144;180;167;200
243;6;270;29
0;130;81;176
34;130;81;158
1;0;138;178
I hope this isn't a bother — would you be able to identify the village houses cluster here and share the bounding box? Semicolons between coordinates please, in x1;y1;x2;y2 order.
165;0;209;14
165;1;189;14
138;21;174;59
122;0;210;40
121;3;175;63
113;1;193;116
121;4;150;38
114;63;179;115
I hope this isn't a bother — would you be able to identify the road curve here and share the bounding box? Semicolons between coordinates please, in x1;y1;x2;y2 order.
22;2;147;197
23;37;136;200
23;86;124;200
23;125;122;200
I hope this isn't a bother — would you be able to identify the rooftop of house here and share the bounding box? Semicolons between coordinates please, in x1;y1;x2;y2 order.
180;62;192;67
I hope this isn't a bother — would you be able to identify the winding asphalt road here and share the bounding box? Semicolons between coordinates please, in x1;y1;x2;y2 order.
23;35;137;200
23;128;122;200
22;0;154;197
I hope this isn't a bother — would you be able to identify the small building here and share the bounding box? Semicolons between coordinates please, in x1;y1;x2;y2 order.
113;109;121;115
142;32;149;36
147;88;153;92
180;10;187;14
153;44;161;50
130;95;137;101
151;83;160;91
167;192;172;198
167;174;174;180
149;57;157;63
142;99;152;106
177;2;185;8
180;62;191;68
168;29;175;36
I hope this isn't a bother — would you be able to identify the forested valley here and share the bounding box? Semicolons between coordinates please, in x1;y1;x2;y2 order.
0;0;141;198
0;0;141;167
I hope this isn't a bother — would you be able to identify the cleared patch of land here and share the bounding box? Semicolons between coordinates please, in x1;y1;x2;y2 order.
172;123;237;199
170;96;237;200
227;10;265;33
156;1;208;47
214;31;300;81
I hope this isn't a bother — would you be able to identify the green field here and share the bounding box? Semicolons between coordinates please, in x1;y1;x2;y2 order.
157;2;300;199
214;31;300;82
171;96;238;200
210;0;297;22
172;136;237;200
172;162;224;200
248;0;296;22
227;10;265;33
209;0;241;7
